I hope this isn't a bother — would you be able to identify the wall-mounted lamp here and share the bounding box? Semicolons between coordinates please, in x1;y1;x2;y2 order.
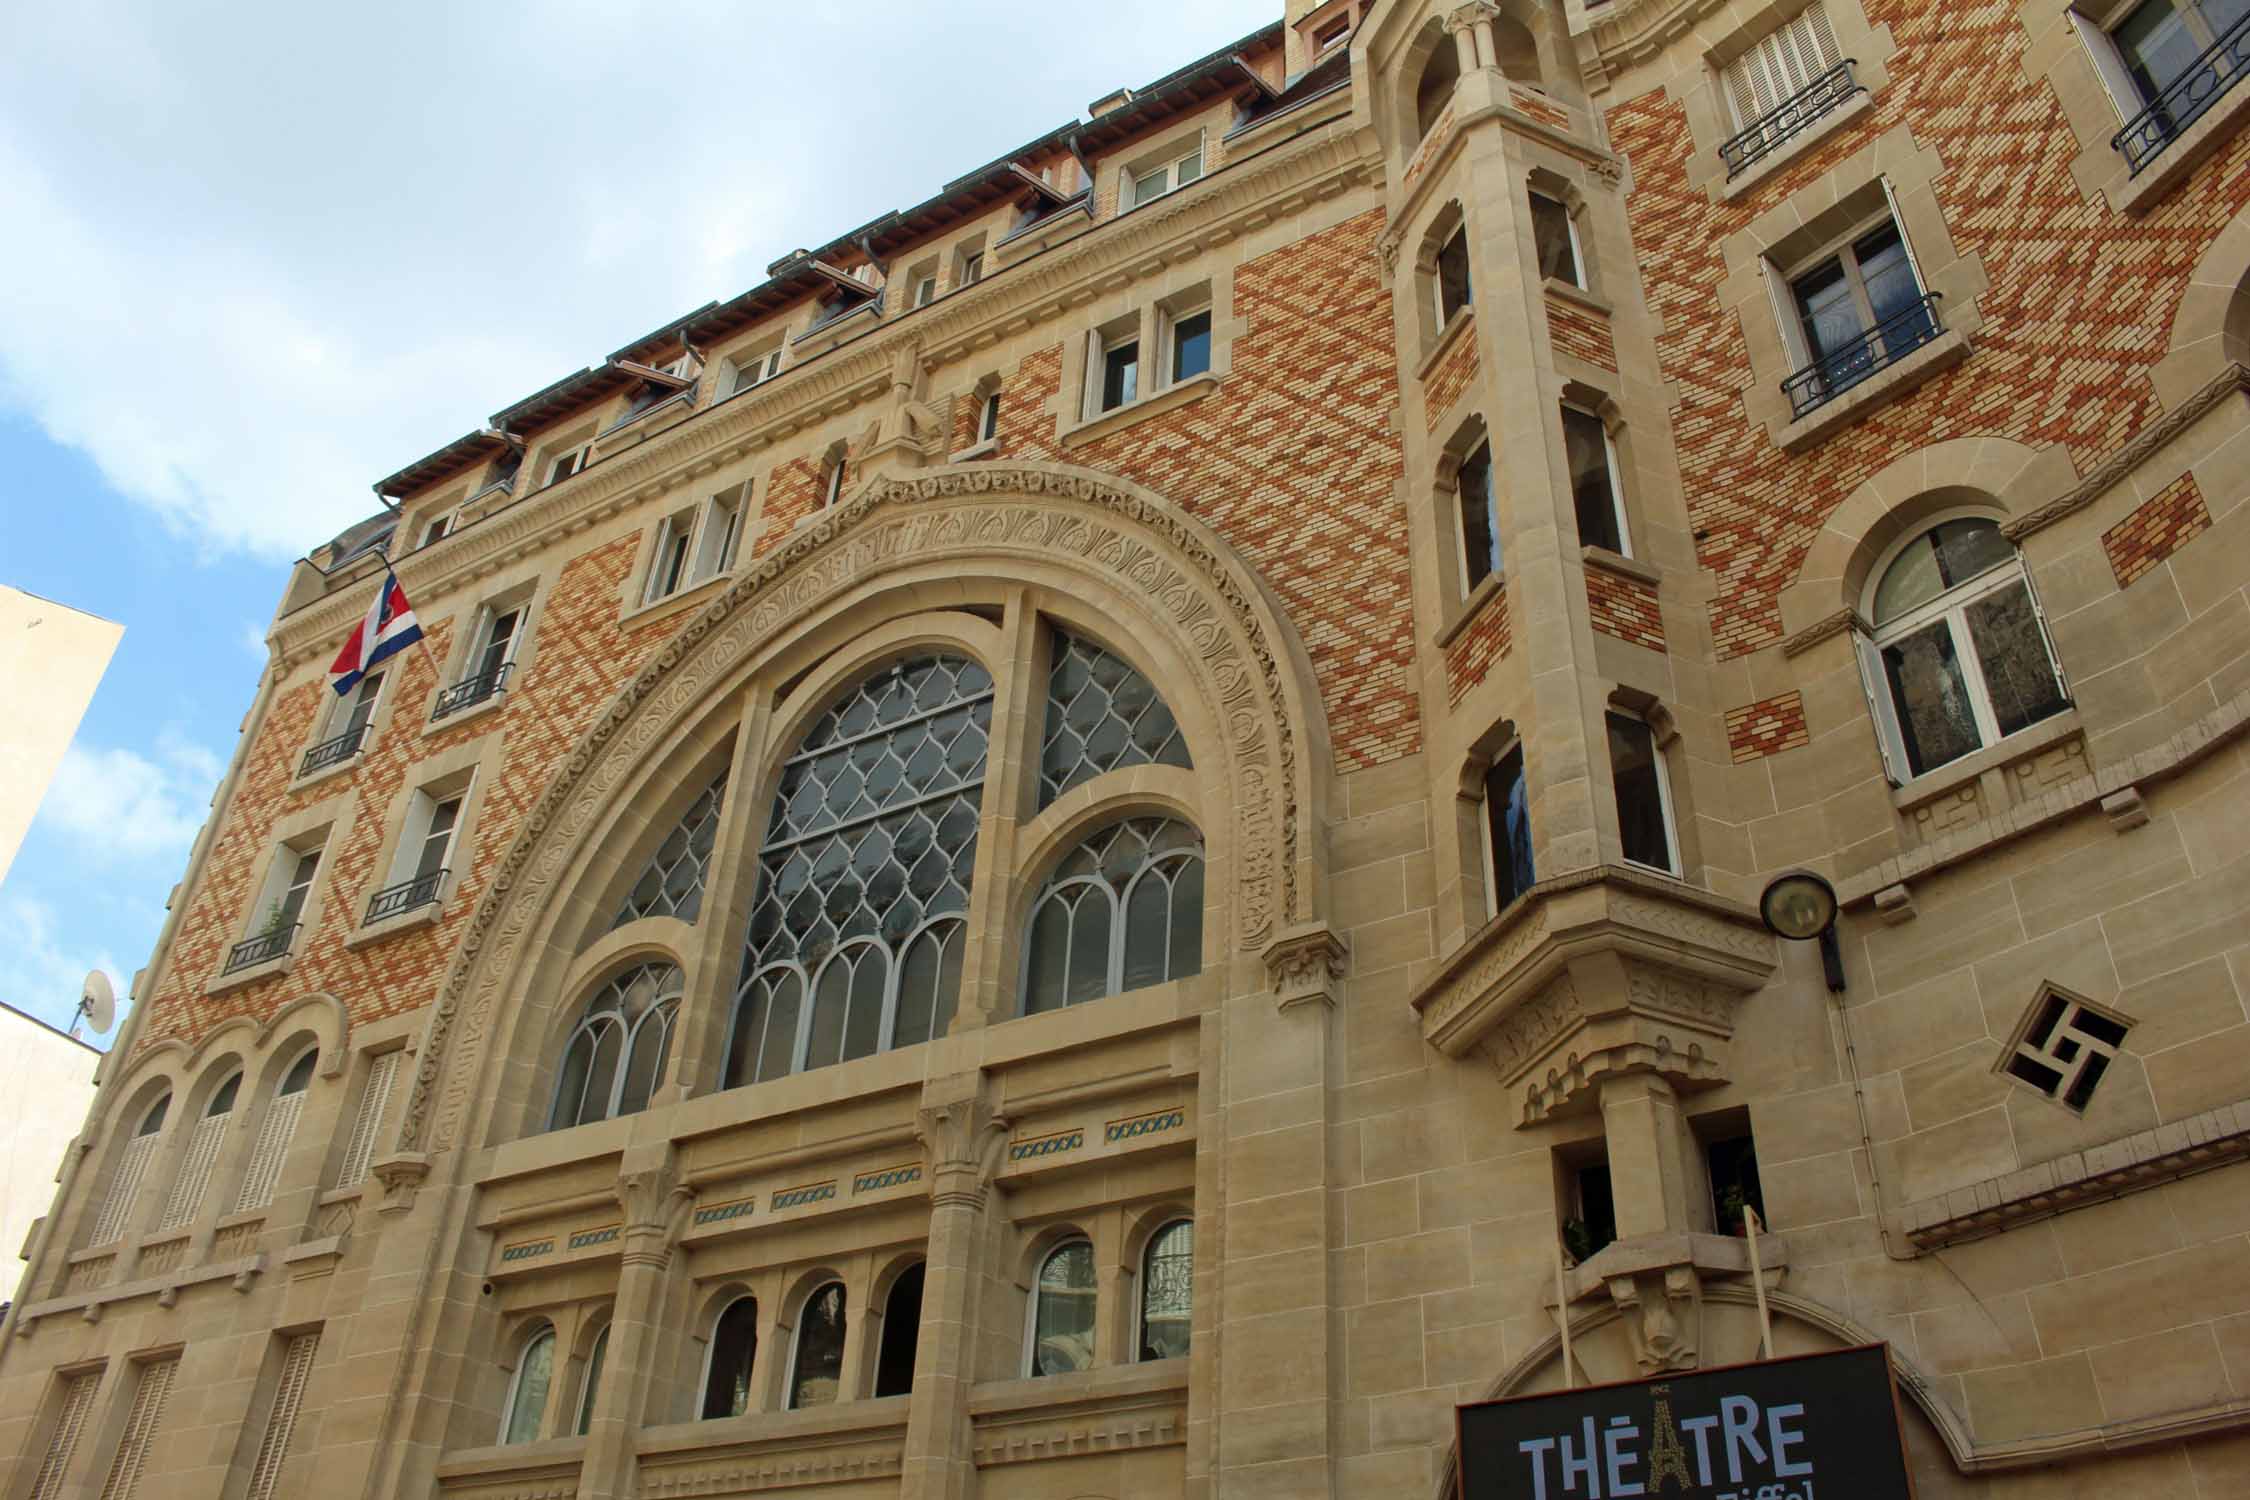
1759;870;1844;993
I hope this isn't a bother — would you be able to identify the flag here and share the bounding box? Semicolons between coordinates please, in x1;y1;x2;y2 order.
330;570;423;696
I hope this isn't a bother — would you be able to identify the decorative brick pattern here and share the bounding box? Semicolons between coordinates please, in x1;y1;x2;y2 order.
1545;290;1616;371
754;454;831;556
1511;88;1569;131
1724;692;1811;763
1444;584;1513;706
1423;321;1480;431
2102;473;2212;589
1608;0;2250;661
1585;563;1665;651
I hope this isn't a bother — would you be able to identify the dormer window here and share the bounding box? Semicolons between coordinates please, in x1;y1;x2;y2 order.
729;346;785;396
1314;15;1351;52
1126;137;1205;210
420;513;453;549
544;437;594;486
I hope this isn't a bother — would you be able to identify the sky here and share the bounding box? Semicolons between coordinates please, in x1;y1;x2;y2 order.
0;0;1281;1045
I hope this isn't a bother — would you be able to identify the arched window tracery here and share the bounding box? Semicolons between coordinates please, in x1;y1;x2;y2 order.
549;963;683;1132
613;772;727;928
1138;1218;1194;1362
1038;632;1190;806
1023;817;1204;1015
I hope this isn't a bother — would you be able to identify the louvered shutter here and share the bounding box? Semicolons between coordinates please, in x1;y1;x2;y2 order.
233;1091;305;1213
244;1333;320;1500
27;1371;102;1500
98;1357;177;1500
91;1135;159;1245
157;1112;229;1232
1723;3;1842;128
337;1051;400;1188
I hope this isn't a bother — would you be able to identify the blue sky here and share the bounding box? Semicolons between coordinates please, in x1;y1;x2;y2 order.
0;0;1281;1044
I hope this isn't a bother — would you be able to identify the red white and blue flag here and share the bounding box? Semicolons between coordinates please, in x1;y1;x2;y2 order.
329;570;424;696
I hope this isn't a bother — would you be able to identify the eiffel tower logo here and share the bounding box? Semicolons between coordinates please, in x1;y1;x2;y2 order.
1646;1383;1693;1492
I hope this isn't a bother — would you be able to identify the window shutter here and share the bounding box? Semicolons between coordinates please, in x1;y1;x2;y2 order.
98;1356;178;1500
157;1112;229;1232
1877;175;1931;296
338;1051;401;1188
27;1371;103;1500
244;1333;320;1500
91;1135;159;1245
1853;627;1910;785
1792;3;1841;76
2020;569;2073;703
2069;9;2140;124
234;1091;305;1214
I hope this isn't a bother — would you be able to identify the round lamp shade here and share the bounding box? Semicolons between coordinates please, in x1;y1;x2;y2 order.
1759;870;1839;942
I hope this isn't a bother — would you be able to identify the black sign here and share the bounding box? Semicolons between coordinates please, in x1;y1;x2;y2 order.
1457;1344;1913;1500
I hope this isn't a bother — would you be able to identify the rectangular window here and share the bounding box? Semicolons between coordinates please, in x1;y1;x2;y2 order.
158;1093;231;1232
420;514;452;548
959;250;985;286
27;1370;103;1500
1126;138;1205;209
544;440;593;486
336;1051;402;1187
1703;1130;1766;1235
2095;0;2250;170
1169;307;1212;383
1099;335;1141;413
1456;439;1500;592
1482;743;1534;914
243;1333;321;1500
979;392;1002;442
1570;1161;1618;1261
1530;192;1583;288
414;796;463;882
1314;14;1351;50
729;347;784;395
474;608;521;684
1607;712;1679;874
1721;1;1844;130
645;509;697;604
693;486;746;580
273;846;321;930
98;1354;178;1500
1562;406;1628;555
912;275;937;307
1782;214;1938;416
1435;224;1473;326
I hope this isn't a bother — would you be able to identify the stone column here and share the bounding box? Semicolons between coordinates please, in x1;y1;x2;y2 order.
1446;1;1500;71
577;1148;694;1500
898;1078;1008;1500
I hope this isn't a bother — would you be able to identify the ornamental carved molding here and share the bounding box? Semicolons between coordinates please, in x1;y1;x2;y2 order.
396;464;1323;1158
915;1094;1011;1210
1262;921;1350;1010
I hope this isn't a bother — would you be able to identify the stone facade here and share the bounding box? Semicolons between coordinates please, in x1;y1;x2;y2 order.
6;2;2250;1497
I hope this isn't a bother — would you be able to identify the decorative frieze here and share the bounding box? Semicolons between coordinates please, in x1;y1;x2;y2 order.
1008;1129;1084;1163
1105;1108;1186;1144
769;1181;838;1212
852;1164;922;1195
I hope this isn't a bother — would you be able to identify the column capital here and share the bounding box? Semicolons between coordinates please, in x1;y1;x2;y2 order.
615;1156;696;1258
915;1092;1010;1209
1443;1;1500;35
1262;921;1350;1011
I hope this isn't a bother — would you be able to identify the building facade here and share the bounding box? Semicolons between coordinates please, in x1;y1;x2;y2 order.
0;584;122;888
0;1005;99;1303
5;0;2249;1495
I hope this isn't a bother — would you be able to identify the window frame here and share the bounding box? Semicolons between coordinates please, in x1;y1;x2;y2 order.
498;1324;557;1445
644;483;749;606
785;1281;848;1411
1123;134;1207;212
979;390;1002;443
1479;740;1535;917
548;962;684;1133
1452;436;1500;598
573;1324;610;1436
1088;324;1142;417
1529;191;1585;289
1606;711;1682;876
1023;1235;1099;1378
1561;403;1632;558
1134;1217;1194;1363
1019;819;1206;1017
1433;222;1473;330
698;1294;761;1421
822;457;847;509
727;345;786;397
542;435;596;488
1162;300;1214;387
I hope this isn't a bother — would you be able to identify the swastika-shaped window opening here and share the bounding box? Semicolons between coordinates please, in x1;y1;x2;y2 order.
2001;984;2132;1112
614;773;728;928
1039;632;1191;807
724;655;992;1088
1023;816;1204;1015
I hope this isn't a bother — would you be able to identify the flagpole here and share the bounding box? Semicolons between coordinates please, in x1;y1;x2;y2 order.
1553;1240;1576;1389
1745;1204;1774;1360
380;550;450;688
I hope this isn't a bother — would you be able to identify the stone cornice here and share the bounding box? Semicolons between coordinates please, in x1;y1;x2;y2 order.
272;120;1384;668
1569;0;1734;90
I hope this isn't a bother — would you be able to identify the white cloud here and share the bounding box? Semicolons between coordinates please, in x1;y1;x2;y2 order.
0;0;1277;562
36;729;220;866
242;621;272;660
0;893;129;1041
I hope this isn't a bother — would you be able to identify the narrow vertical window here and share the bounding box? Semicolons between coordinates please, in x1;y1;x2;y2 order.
500;1327;556;1445
788;1284;847;1409
1028;1239;1097;1376
1099;334;1140;412
1169;307;1212;382
235;1050;317;1213
157;1073;239;1232
26;1369;103;1500
243;1333;320;1500
823;458;846;508
646;509;696;603
979;391;1002;442
1530;192;1582;287
912;275;937;307
1435;224;1473;326
96;1355;177;1500
1137;1220;1193;1362
1483;743;1535;913
1607;713;1679;874
873;1264;925;1398
91;1094;168;1245
701;1297;760;1420
1455;439;1500;593
1563;405;1628;555
574;1326;609;1436
336;1050;401;1188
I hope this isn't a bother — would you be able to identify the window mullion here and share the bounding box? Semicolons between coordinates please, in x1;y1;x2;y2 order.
1946;606;2006;747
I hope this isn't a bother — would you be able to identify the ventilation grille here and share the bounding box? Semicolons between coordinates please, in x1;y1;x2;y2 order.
337;1052;401;1188
234;1091;305;1213
90;1136;158;1246
28;1370;102;1500
157;1112;229;1232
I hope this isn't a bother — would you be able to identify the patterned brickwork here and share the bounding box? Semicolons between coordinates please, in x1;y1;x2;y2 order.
1586;563;1665;651
138;537;682;1054
1002;209;1418;769
1444;584;1512;706
1609;0;2250;661
1724;691;1811;763
1546;290;1616;370
1423;320;1481;431
1511;89;1570;131
755;455;831;556
2102;473;2212;589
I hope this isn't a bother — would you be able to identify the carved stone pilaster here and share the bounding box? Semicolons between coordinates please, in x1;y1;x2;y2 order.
915;1096;1009;1212
614;1158;696;1270
369;1152;430;1216
1262;922;1349;1011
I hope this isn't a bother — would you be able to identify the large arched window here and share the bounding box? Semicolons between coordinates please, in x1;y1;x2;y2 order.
157;1071;240;1232
1039;632;1190;806
1023;818;1204;1015
725;656;992;1088
1858;517;2068;781
1027;1238;1097;1376
613;773;727;927
788;1283;847;1409
1138;1219;1194;1362
700;1296;759;1420
500;1325;556;1445
548;963;682;1132
90;1092;169;1245
235;1048;316;1213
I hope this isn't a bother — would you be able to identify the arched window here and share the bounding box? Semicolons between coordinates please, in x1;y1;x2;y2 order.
1028;1238;1097;1376
548;963;683;1132
158;1071;240;1232
235;1049;316;1212
1039;632;1190;807
500;1325;555;1445
1138;1219;1194;1362
613;773;727;927
1454;435;1498;595
90;1092;169;1245
575;1325;609;1436
1859;517;2068;781
873;1262;925;1398
1415;29;1462;139
701;1297;759;1420
726;655;992;1088
788;1283;847;1409
1023;818;1204;1015
1483;742;1534;914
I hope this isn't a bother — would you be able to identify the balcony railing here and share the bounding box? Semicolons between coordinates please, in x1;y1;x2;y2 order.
300;724;369;777
2113;12;2250;176
366;869;447;925
432;664;511;721
1720;60;1864;179
1782;292;1944;419
222;924;298;975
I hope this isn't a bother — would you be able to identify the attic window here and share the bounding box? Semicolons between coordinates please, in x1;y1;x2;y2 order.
2001;984;2131;1111
1314;16;1350;51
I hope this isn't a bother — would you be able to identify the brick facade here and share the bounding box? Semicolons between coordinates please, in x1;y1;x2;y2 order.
1584;559;1664;650
2102;471;2213;589
1724;690;1811;763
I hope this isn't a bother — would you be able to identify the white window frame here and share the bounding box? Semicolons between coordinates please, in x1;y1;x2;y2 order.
1453;437;1500;599
543;437;595;487
1159;298;1214;388
911;274;937;307
1124;134;1207;211
1562;403;1632;558
727;345;785;396
1530;191;1586;290
1767;191;1929;378
251;837;324;939
2073;0;2244;125
957;245;985;287
419;512;453;549
1086;325;1142;418
388;778;471;894
574;1324;610;1435
498;1326;556;1445
1022;1236;1098;1378
644;484;747;605
1607;712;1681;876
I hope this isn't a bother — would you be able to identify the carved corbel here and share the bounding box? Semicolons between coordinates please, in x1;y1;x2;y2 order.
1262;922;1349;1011
369;1152;431;1216
1607;1265;1701;1373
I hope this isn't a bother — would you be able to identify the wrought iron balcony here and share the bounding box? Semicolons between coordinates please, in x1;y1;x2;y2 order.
1782;292;1944;419
366;869;447;925
2113;12;2250;176
1720;60;1864;179
222;924;298;975
300;723;369;777
432;663;511;721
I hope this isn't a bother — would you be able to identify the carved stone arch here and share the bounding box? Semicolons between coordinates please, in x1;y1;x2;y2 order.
398;462;1328;1163
254;991;351;1079
2155;196;2250;408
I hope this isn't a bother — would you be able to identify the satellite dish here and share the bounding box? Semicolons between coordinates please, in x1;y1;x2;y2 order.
77;971;116;1038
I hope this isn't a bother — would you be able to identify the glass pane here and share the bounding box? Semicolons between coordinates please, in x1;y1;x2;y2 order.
1032;1242;1097;1376
503;1332;555;1445
842;948;886;1062
1871;531;1944;623
805;959;851;1070
1531;194;1579;286
1606;715;1674;872
1102;341;1140;409
1931;518;2014;587
1793;256;1861;361
1040;633;1191;805
1176;148;1203;183
1965;581;2069;738
1131;166;1168;205
1123;869;1171;993
1484;746;1535;911
1457;443;1499;589
757;973;803;1084
1168;856;1204;983
578;1021;622;1126
1436;229;1472;321
702;1299;759;1421
1882;618;1984;776
1025;895;1073;1015
576;1327;607;1435
1854;222;1935;352
617;1007;671;1116
1564;408;1623;554
1067;889;1113;1006
874;1264;925;1399
789;1285;847;1409
2114;0;2201;101
1139;1221;1194;1362
1172;311;1212;381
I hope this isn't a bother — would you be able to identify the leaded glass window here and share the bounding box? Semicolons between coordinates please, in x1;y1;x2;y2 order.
614;774;727;927
1138;1219;1193;1361
1028;1239;1097;1376
1023;817;1203;1015
725;656;991;1087
1039;633;1191;806
549;963;682;1131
